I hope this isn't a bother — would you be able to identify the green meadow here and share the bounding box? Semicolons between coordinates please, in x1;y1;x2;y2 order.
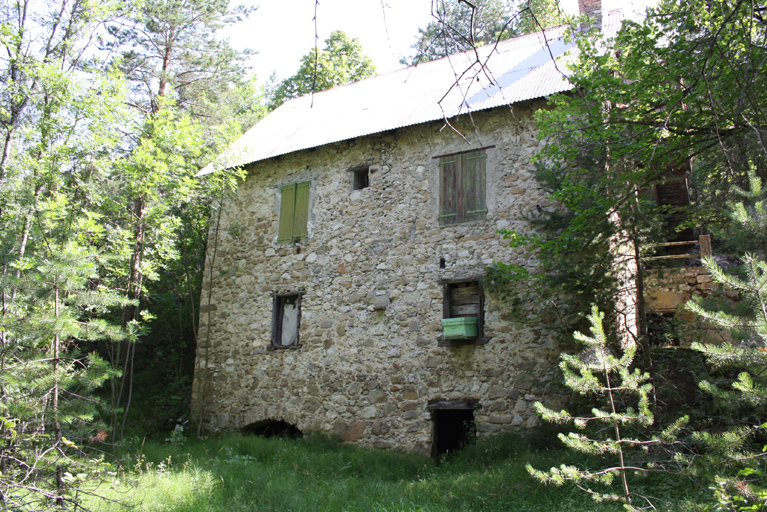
86;432;707;512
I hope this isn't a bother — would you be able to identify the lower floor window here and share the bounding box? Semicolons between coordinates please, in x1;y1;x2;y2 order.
272;293;302;348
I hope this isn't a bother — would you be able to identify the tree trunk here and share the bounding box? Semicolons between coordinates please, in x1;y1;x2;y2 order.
53;287;64;508
197;187;226;437
111;196;146;442
153;38;174;113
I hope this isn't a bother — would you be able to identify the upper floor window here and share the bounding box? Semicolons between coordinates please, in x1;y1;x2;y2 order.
438;149;487;225
351;166;370;191
278;181;311;243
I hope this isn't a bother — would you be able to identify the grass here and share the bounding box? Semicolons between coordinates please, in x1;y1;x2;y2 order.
84;432;709;512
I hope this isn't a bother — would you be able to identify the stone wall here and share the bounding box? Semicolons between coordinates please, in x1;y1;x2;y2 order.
191;104;567;454
644;265;740;346
645;267;715;313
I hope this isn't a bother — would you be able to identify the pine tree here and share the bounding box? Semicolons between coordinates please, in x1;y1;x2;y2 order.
401;0;569;66
0;203;132;510
528;306;686;510
684;170;767;510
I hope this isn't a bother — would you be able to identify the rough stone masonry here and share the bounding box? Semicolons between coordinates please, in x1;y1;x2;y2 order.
191;103;568;455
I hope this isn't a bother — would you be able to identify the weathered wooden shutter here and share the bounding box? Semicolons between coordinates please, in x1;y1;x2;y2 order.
463;151;487;222
439;151;486;225
656;178;692;242
439;157;460;225
278;183;296;242
278;181;310;242
293;181;311;240
448;282;481;318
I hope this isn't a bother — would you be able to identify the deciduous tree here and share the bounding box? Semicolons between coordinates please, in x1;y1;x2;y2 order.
268;30;376;109
494;0;767;338
402;0;569;66
102;0;261;439
0;3;136;503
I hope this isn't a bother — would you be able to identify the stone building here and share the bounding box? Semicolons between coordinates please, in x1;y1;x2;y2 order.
191;13;620;455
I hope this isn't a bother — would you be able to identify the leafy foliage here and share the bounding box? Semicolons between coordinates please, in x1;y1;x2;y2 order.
491;0;767;338
402;0;569;66
0;0;254;506
93;0;261;441
268;30;377;110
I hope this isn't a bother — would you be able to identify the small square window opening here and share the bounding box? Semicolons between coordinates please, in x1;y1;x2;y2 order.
352;167;369;190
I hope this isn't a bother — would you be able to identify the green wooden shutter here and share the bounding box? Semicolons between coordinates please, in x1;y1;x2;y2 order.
278;181;311;242
278;183;296;242
463;151;487;222
293;181;311;240
439;158;460;225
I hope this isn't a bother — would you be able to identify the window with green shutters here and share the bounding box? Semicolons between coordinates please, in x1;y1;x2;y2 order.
438;150;487;225
278;181;311;242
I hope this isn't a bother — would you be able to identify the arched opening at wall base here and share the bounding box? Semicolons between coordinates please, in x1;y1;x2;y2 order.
242;419;303;439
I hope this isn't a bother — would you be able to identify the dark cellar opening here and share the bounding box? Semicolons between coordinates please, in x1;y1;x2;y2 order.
647;312;680;347
430;401;477;459
242;419;302;439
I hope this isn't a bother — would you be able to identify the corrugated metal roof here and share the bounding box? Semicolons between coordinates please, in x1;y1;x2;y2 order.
200;25;582;175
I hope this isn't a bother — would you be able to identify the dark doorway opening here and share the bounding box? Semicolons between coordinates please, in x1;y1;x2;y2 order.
429;399;478;459
243;419;302;439
647;312;680;347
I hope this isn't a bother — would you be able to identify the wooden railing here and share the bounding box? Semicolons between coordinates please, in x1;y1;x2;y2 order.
642;234;711;261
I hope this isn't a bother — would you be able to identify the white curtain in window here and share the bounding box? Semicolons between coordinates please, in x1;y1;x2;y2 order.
281;300;299;346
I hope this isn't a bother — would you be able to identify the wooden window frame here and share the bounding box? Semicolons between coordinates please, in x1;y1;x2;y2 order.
439;279;487;346
271;292;303;349
437;149;488;226
278;181;311;243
